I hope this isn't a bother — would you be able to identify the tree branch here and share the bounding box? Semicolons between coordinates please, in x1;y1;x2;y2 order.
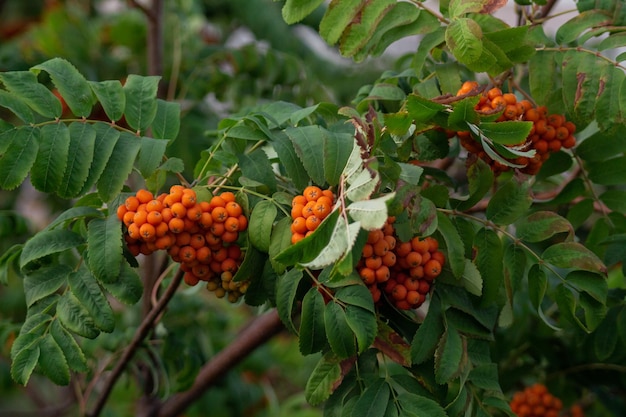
154;309;285;417
86;268;184;417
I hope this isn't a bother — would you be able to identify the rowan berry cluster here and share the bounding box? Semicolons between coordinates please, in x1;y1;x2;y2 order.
290;185;335;244
510;383;563;417
116;186;249;302
455;81;576;175
357;218;445;310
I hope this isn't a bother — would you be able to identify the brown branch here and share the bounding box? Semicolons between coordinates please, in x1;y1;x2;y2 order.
154;309;285;417
86;268;184;417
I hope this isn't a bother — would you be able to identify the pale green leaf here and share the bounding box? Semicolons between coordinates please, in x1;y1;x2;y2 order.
301;218;361;270
319;0;366;45
347;193;394;231
282;0;325;24
346;168;380;202
445;18;483;64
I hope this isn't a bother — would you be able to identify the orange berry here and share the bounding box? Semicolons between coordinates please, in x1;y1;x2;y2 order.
555;126;569;141
564;121;576;134
303;185;322;202
220;191;236;203
305;215;321;232
225;201;242;218
424;237;439;252
136;189;154;204
373;238;389;256
209;195;226;209
125;196;140;211
210;222;225;236
170;202;187;218
221;258;238;273
127;223;140;240
133;210;148;226
163;193;180;208
302;201;316;218
222;231;239;243
122;211;135;227
205;232;221;247
547;113;564;127
168;217;185;234
411;237;429;254
392;284;407;301
534;140;549;154
359;267;376;285
562;136;576;149
382;251;396;267
211;206;228;223
139;223;156;241
383;235;396;250
175;231;191;247
502;93;517;105
181;189;197;208
291;232;305;244
291;217;308;234
406;251;423;268
549;140;562;152
292;195;307;207
199;212;213;228
524;107;539;122
224;216;240;233
365;255;382;270
186;204;203;221
183;271;200;286
212;247;228;263
487;87;502;100
395;241;412;257
322;189;334;200
179;245;196;263
184;218;199;234
116;204;128;221
291;203;304;219
367;229;383;244
504;104;518;120
189;234;206;250
155;221;169;237
424;259;442;279
155;235;174;250
375;265;390;282
543;125;556;141
146;210;163;226
237;214;248;231
431;251;445;265
146;199;163;213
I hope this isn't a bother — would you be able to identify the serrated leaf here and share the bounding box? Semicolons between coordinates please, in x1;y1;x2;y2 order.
238;148;277;194
57;292;100;339
0;70;62;118
282;0;325;24
97;131;141;202
397;393;447;417
445;308;492;340
345;305;377;353
339;0;395;58
49;320;88;373
269;216;293;275
276;268;304;333
319;0;366;45
11;339;40;386
136;136;167;178
556;10;612;44
31;123;70;193
503;243;526;294
593;310;618;360
31;58;93;117
529;51;557;106
123;74;160;133
100;262;143;305
23;265;71;307
596;65;626;132
587;156;626;186
453;158;493;211
411;294;444;364
461;259;483;297
485;179;531;225
398;162;423;185
38;333;70;385
0;90;35;123
232;245;265;283
449;0;486;16
324;131;354;186
68;265;115;333
0;126;39;190
566;270;608;304
436;212;465;278
516;211;574;243
152;99;180;140
347;193;394;231
528;263;547;311
88;80;125;121
286;125;326;186
542;242;606;273
301;218;360;270
299;287;327;355
249;200;277;253
270;131;310;190
479;121;533;145
79;122;120;195
346;168;380;202
468;363;501;391
20;229;85;270
325;301;357;358
305;352;342;406
87;215;123;284
352;378;390;417
336;285;375;313
600;190;626;213
446;18;483;64
58;122;96;198
434;325;465;384
405;94;446;124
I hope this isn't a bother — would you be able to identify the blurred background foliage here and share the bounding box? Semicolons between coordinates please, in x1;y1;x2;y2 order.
0;0;389;415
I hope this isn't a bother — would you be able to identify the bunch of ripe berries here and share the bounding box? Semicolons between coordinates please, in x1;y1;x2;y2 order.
290;187;445;310
455;81;577;175
116;186;249;302
510;383;585;417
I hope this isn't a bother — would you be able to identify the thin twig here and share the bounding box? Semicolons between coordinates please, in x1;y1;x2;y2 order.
86;268;184;417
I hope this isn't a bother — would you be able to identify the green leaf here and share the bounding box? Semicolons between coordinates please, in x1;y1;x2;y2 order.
479;121;533;145
276;268;304;333
0;70;62;118
282;0;325;24
445;18;483;64
542;242;606;273
486;179;531;226
299;287;328;355
238;148;277;194
576;131;626;163
88;80;125;121
554;284;592;332
566;270;608;304
600;190;626;213
335;285;375;313
436;212;465;278
398;163;423;185
10;337;40;386
593;309;618;360
405;94;446;124
319;0;366;45
339;0;396;58
596;65;626;132
152;99;180;140
23;265;71;307
461;259;483;297
20;229;85;270
397;393;447;417
325;301;357;358
453;158;493;211
269;217;293;275
31;123;70;193
38;333;70;385
249;200;277;253
516;211;574;243
136;137;167;178
286;125;326;186
556;10;612;44
345;305;377;353
68;265;115;333
587;156;626;186
345;168;380;202
434;325;465;384
100;262;143;305
302;218;361;270
123;74;160;133
468;363;501;391
58;122;96;198
0;126;39;190
87;215;123;284
411;294;444;364
270;132;309;190
352;378;390;417
503;243;526;294
528;263;547;311
97;131;141;202
449;0;486;17
0;90;35;123
305;352;342;406
324;131;354;187
79;122;120;195
474;228;502;305
347;193;394;231
49;320;88;373
57;292;100;339
31;58;93;117
529;51;557;106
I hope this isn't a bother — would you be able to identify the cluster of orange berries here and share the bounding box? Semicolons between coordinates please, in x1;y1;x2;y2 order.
510;383;563;417
357;218;445;310
116;186;249;302
455;81;577;175
290;185;335;244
